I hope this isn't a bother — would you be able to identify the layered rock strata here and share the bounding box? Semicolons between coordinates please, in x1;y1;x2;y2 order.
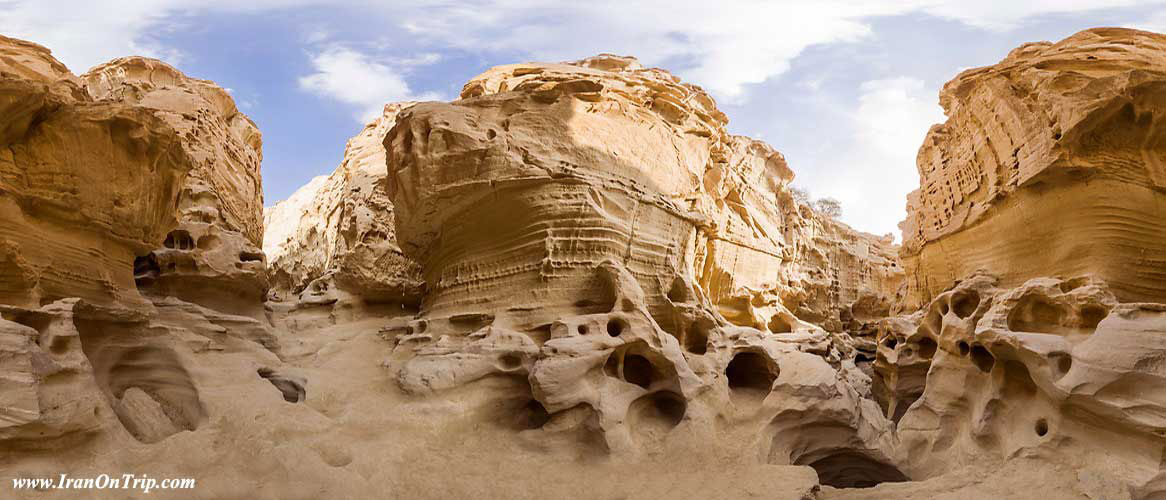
82;57;268;317
381;55;906;477
264;102;423;313
900;27;1166;309
0;35;190;310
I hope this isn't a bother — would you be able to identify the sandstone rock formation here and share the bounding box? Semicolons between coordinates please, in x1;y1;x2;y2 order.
4;26;1166;500
901;27;1166;310
0;35;190;310
82;57;269;318
264;102;423;316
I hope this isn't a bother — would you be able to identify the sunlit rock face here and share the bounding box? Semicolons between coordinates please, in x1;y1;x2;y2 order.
0;35;190;310
264;102;423;316
900;28;1166;310
81;57;269;318
387;54;901;333
379;54;904;469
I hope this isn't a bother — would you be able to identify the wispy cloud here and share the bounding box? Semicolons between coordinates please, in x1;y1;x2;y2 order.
298;46;443;122
802;77;945;238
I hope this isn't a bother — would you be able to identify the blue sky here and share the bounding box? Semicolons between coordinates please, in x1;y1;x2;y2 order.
3;1;1164;238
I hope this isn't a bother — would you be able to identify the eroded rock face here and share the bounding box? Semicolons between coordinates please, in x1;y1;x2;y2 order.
264;102;423;313
82;57;269;318
0;35;191;310
388;54;901;334
900;28;1166;309
381;55;904;474
871;274;1166;498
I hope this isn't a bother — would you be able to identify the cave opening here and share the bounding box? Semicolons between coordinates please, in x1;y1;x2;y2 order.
726;351;778;392
803;451;910;489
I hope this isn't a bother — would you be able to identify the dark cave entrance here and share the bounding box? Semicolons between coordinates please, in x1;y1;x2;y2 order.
800;451;909;489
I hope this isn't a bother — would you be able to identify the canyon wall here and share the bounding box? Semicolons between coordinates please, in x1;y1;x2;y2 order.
3;26;1166;500
263;102;423;312
0;35;191;310
900;27;1166;309
82;57;269;318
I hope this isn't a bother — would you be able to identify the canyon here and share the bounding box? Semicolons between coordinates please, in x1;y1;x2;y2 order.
2;27;1165;499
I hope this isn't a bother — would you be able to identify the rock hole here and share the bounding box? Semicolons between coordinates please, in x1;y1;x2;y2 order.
802;451;909;489
1059;277;1089;293
768;314;793;334
606;317;626;337
951;290;980;319
1079;305;1109;330
257;368;306;403
486;129;497;140
925;310;942;335
1050;352;1072;377
970;345;995;373
196;235;219;250
499;354;523;370
133;254;160;288
958;341;970;356
48;335;71;355
726;352;778;392
163;230;194;250
623;354;654;389
667;279;690;303
684;319;710;355
883;337;897;349
939;301;950;315
578;324;590;335
1008;294;1065;333
918;337;937;359
239;251;264;263
516;399;550;430
1035;418;1049;437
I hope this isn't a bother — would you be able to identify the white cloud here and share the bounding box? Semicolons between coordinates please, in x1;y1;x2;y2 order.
803;77;944;239
298;46;443;122
4;0;1157;96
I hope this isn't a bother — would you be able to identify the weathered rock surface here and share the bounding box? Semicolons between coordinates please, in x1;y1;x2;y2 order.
389;54;901;334
5;27;1166;500
82;57;269;318
0;35;191;310
264;102;423;313
901;27;1166;309
379;54;907;486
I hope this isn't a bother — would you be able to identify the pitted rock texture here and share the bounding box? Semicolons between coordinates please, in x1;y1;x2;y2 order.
900;28;1166;309
864;274;1166;498
264;102;423;310
380;55;909;483
82;57;269;318
388;54;901;334
0;35;190;310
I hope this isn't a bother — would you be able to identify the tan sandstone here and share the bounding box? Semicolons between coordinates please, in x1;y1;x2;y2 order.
901;27;1166;310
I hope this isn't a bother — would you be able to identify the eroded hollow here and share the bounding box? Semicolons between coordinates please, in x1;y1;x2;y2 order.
163;230;195;250
726;351;778;393
768;314;793;334
606;317;626;337
917;337;937;359
951;290;980;319
257;368;306;403
802;451;909;489
1008;294;1065;333
970;345;996;373
623;354;654;389
684;318;711;355
133;254;160;288
1035;418;1049;437
1079;304;1109;330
